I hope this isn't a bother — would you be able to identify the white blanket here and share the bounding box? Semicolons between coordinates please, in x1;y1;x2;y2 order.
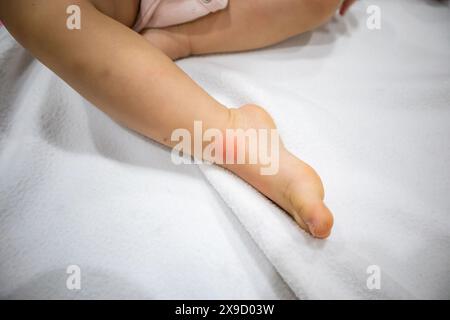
188;0;450;299
0;30;293;300
1;0;449;299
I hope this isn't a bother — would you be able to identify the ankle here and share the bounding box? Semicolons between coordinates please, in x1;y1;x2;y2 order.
221;105;283;176
234;104;277;130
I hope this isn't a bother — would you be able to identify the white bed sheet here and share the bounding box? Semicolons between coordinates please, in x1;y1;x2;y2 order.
1;0;449;299
186;0;450;299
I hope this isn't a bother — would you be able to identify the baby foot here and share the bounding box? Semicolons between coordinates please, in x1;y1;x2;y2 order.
141;27;334;236
224;104;334;238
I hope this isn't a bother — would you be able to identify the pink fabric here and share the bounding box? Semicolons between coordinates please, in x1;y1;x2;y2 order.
133;0;229;31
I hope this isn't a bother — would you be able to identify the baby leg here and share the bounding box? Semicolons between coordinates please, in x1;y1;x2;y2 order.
0;0;333;238
142;0;342;60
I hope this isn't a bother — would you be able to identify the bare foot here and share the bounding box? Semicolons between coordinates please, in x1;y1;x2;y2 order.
224;104;334;238
141;28;334;237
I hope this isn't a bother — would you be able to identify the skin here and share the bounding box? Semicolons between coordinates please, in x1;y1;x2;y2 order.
141;0;356;60
0;0;355;238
